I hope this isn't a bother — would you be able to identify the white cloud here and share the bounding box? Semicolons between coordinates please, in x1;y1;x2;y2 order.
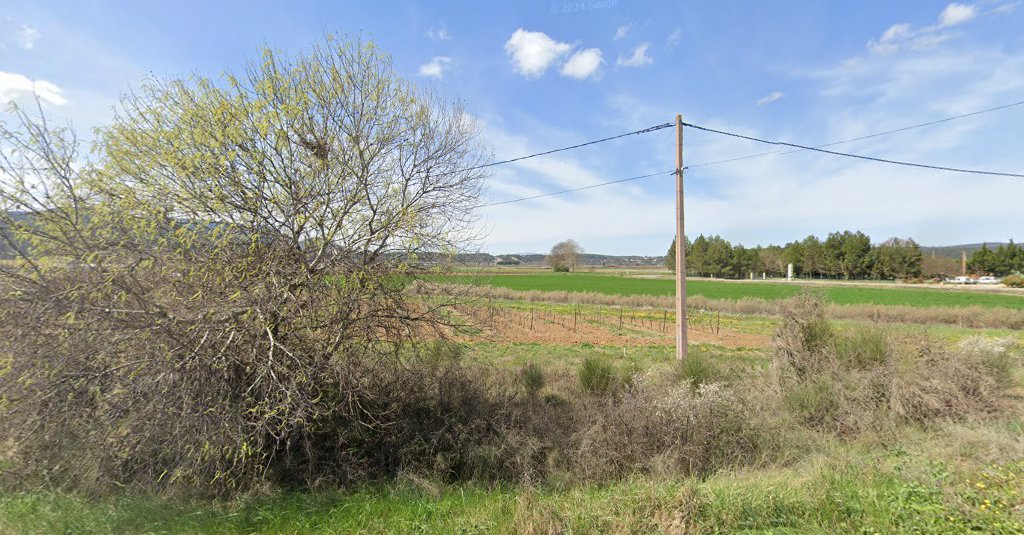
939;3;977;27
667;28;683;47
560;48;604;79
504;29;573;78
756;91;784;105
613;24;632;40
617;43;653;67
17;25;39;50
867;4;981;56
726;35;1024;247
0;71;68;106
425;25;451;40
867;23;912;55
418;56;451;78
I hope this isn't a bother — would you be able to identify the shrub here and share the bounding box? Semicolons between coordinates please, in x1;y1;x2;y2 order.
957;336;1021;388
674;348;723;389
422;340;465;365
783;376;840;429
773;295;1013;435
773;292;835;379
0;34;489;495
833;326;889;369
1003;274;1024;288
578;357;615;394
572;377;773;480
520;363;546;396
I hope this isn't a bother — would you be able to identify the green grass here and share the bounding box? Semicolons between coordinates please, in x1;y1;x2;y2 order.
443;272;1024;309
3;457;1020;534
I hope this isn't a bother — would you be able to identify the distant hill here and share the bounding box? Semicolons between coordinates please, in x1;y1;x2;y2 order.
920;243;1009;259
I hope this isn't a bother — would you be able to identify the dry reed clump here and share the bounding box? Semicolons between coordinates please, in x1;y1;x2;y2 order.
956;335;1022;387
569;374;773;481
772;293;1014;436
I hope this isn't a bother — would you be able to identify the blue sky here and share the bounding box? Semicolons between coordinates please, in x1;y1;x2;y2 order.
2;1;1023;255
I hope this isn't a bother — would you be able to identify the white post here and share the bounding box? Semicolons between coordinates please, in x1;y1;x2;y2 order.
787;263;794;281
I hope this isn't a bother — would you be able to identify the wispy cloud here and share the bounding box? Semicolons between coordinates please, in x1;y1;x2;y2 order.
560;48;604;80
867;3;980;56
667;28;683;47
617;43;653;67
993;2;1018;14
0;71;68;106
756;91;784;105
504;29;573;78
613;24;632;40
418;56;451;78
17;25;39;50
425;25;451;40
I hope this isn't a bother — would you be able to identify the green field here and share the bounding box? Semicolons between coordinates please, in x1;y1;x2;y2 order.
445;272;1024;309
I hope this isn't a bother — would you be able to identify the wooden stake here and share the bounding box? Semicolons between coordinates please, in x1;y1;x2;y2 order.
675;114;688;361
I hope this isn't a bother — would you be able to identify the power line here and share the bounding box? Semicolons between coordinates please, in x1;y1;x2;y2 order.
681;120;1024;178
478;170;673;208
687;98;1024;170
478;98;1024;207
467;122;673;171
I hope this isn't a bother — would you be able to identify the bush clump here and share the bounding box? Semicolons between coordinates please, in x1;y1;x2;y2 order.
1003;274;1024;288
578;357;616;394
772;293;1012;435
572;376;773;480
674;347;723;389
520;362;546;396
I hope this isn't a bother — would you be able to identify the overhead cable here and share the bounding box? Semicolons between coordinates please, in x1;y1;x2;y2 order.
681;121;1024;178
687;98;1024;169
479;170;673;207
467;122;673;171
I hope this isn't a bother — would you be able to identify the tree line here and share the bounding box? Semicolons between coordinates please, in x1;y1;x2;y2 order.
666;231;925;280
967;241;1024;276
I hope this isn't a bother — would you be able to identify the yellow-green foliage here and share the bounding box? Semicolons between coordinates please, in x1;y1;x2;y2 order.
0;33;488;495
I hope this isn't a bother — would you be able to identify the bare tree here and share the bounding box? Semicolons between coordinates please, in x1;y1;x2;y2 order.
547;239;584;272
0;35;489;493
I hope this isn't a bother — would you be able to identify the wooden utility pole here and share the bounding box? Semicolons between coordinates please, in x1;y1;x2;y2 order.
675;114;688;361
